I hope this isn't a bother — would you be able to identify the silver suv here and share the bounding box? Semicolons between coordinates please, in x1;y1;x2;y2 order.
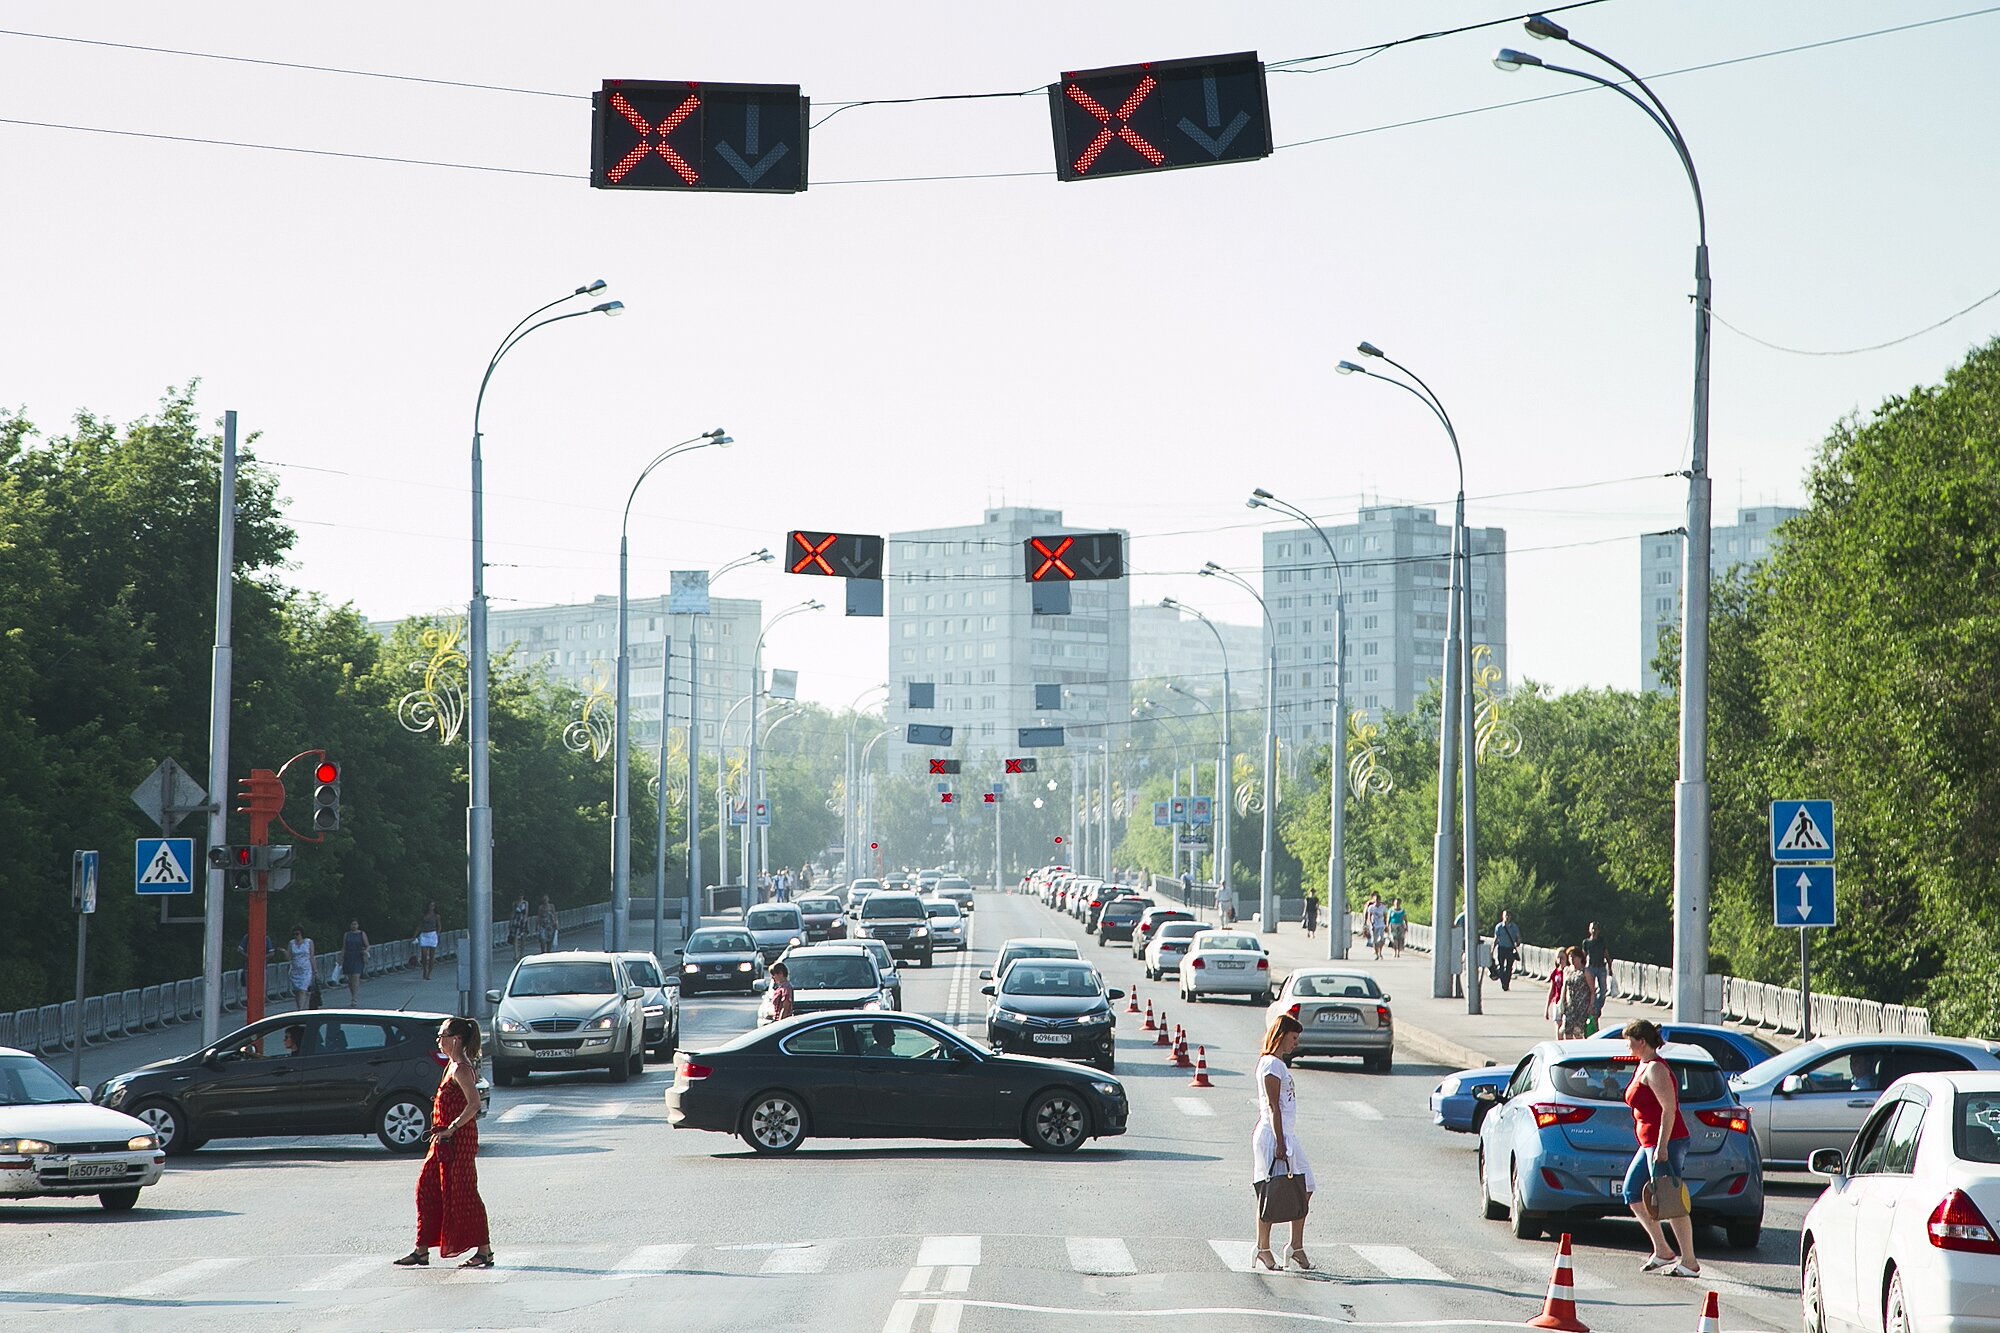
488;951;646;1086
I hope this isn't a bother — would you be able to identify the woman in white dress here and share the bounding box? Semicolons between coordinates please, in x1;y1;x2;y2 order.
1251;1010;1314;1271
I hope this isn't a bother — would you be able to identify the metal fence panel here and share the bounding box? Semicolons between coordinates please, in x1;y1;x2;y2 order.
41;1004;65;1054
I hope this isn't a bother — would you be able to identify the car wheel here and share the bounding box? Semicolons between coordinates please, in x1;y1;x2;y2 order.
1095;1055;1116;1073
661;1018;679;1061
132;1099;195;1156
1884;1269;1910;1333
1800;1242;1826;1333
1368;1053;1394;1074
375;1094;431;1152
608;1042;632;1083
628;1041;645;1075
1724;1217;1761;1250
1479;1148;1507;1221
1025;1089;1090;1154
98;1188;142;1212
1509;1163;1540;1240
1257;989;1274;1006
922;952;934;968
494;1063;521;1087
741;1092;808;1154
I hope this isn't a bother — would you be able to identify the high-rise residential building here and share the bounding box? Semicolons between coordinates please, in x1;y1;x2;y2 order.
1261;504;1508;748
1639;505;1803;693
1128;602;1263;709
886;507;1130;763
372;594;764;751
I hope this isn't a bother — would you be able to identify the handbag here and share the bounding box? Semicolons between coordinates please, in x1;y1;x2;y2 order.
1255;1152;1310;1224
1644;1171;1691;1220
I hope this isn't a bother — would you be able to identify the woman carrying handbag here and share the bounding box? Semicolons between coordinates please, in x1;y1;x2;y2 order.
1620;1019;1700;1278
1250;1011;1314;1271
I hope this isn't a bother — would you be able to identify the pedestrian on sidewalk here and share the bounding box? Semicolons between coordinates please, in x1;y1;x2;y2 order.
1251;1010;1314;1273
416;902;441;980
284;926;318;1010
1582;922;1613;1018
1555;947;1597;1039
1216;881;1235;927
1492;911;1522;992
1300;893;1319;939
1387;898;1407;956
1363;894;1387;959
537;897;559;953
340;920;370;1006
1620;1019;1701;1278
396;1016;493;1270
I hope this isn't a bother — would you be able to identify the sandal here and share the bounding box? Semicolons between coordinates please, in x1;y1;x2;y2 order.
1287;1247;1316;1271
459;1250;495;1269
392;1250;428;1267
1252;1248;1280;1271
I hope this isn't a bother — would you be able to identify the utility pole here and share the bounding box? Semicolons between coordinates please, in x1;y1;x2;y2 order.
200;411;237;1044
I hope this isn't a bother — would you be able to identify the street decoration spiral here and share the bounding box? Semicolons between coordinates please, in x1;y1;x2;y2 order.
1471;644;1523;761
1347;711;1395;799
396;616;468;746
646;730;689;808
563;669;615;762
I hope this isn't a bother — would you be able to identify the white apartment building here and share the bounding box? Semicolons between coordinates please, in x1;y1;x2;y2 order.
1640;504;1802;692
1128;602;1263;709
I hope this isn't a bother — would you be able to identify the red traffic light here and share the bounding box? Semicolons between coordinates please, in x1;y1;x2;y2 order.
1053;835;1064;844
982;793;997;804
314;761;339;784
234;847;253;866
940;792;954;804
869;841;879;850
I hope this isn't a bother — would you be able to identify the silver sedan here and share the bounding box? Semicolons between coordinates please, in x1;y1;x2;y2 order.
1271;967;1394;1072
1729;1034;2000;1167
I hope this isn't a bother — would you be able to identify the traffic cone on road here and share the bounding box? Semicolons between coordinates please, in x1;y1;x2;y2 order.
1127;987;1141;1015
1692;1291;1719;1333
1189;1046;1213;1087
1155;1012;1173;1047
1142;1001;1157;1031
1525;1232;1589;1332
1172;1030;1194;1068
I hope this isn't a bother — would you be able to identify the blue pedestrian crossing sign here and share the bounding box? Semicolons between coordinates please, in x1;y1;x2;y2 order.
134;837;195;895
1770;800;1835;862
1773;864;1836;928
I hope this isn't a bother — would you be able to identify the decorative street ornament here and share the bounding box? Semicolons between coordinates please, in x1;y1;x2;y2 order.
1471;644;1523;761
1347;711;1395;799
564;668;616;762
397;616;469;746
647;730;689;808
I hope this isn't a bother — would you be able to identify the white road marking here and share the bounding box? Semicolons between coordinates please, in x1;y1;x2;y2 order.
1172;1096;1217;1118
941;1265;972;1292
900;1266;934;1293
119;1257;247;1297
1682;1260;1778;1304
1494;1250;1613;1291
1066;1237;1137;1275
8;1264;84;1292
298;1256;383;1292
917;1235;981;1267
444;1249;532;1283
929;1300;964;1333
759;1245;829;1274
1330;1100;1385;1121
496;1102;550;1123
613;1243;692;1274
880;1299;921;1333
1207;1239;1256;1271
910;1298;1530;1327
1351;1244;1450;1281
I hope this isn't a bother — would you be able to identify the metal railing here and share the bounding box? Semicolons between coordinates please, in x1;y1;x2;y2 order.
0;902;609;1064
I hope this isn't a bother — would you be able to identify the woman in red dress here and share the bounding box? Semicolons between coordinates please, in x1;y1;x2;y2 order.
395;1016;493;1269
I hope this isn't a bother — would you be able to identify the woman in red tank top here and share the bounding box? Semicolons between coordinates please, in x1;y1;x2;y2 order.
1619;1019;1700;1277
394;1016;494;1269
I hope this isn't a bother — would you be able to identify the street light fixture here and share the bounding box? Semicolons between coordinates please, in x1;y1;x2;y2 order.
1132;698;1194;880
613;428;732;952
746;599;824;899
681;546;773;926
1160;598;1234;903
1496;14;1715;1023
1199;561;1281;943
466;281;622;1017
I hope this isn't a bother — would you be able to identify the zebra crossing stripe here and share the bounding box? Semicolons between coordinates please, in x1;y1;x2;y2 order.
1351;1245;1449;1281
613;1244;692;1274
496;1102;550;1123
916;1236;981;1267
759;1245;829;1274
297;1256;383;1292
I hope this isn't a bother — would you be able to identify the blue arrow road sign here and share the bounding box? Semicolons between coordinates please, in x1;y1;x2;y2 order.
135;837;195;895
1771;800;1835;862
1773;864;1836;928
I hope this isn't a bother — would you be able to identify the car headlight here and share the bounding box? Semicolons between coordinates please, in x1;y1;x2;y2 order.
1089;1080;1121;1098
1078;1011;1112;1025
683;963;700;973
126;1134;158;1151
861;999;883;1010
100;1079;130;1108
588;1015;616;1030
737;961;753;973
912;927;929;937
496;1016;527;1034
1;1139;54;1155
789;936;802;947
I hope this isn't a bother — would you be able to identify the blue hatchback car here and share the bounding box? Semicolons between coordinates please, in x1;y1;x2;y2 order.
1475;1040;1765;1248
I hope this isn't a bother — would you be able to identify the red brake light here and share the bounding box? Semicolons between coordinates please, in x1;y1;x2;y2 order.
1191;957;1206;969
1256;958;1269;969
1376;1005;1392;1025
1929;1190;2000;1253
679;1058;713;1081
1287;1003;1300;1018
1531;1103;1597;1129
1696;1108;1751;1135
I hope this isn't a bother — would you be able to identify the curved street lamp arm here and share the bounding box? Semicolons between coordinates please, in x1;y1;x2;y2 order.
1253;495;1347;600
623;434;724;538
1373;357;1465;487
475;307;601;435
1538;60;1703;241
1200;565;1276;634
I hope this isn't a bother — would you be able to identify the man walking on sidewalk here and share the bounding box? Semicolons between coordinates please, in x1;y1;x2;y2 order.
1583;922;1613;1017
340;920;370;1006
1492;911;1522;992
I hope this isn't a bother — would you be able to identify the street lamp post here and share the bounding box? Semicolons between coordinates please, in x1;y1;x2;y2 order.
1200;564;1278;942
1339;348;1479;1011
843;685;889;885
615;429;730;954
468;281;622;1016
1161;598;1235;910
857;726;894;876
1133;701;1193;880
1497;16;1713;1021
758;703;805;883
1247;491;1351;958
746;601;823;902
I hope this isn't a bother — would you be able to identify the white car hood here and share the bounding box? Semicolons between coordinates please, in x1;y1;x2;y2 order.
4;1101;153;1142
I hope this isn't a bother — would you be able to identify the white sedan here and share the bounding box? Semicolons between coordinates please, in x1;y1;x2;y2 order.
1800;1070;2000;1333
1179;931;1274;1004
1;1046;166;1211
1144;919;1207;980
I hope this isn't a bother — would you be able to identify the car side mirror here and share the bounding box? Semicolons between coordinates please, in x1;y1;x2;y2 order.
76;1084;93;1100
1808;1147;1845;1178
980;984;995;996
1106;988;1125;1001
978;970;993;980
624;986;644;1001
1381;994;1391;1002
484;989;501;1004
752;979;769;993
1779;1073;1805;1096
672;948;684;957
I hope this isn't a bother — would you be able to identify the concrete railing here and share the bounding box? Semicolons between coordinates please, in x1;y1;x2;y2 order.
0;902;609;1064
1149;875;1310;923
1391;919;1930;1038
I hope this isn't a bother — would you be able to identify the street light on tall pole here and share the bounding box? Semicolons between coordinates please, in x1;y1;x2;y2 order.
615;428;731;953
843;684;889;884
1133;700;1193;880
746;600;823;901
1199;564;1280;943
1246;490;1351;958
1497;15;1713;1021
467;281;623;1016
1159;601;1233;899
857;725;895;877
1165;683;1226;893
1338;347;1479;1010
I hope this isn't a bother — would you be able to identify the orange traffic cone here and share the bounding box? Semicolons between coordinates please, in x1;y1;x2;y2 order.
1173;1030;1194;1068
1693;1291;1719;1333
1155;1012;1173;1046
1525;1233;1589;1332
1127;987;1141;1015
1142;1001;1157;1031
1189;1046;1213;1087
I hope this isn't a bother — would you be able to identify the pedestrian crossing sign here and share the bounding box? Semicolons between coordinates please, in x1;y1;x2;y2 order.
1769;800;1835;863
134;837;195;895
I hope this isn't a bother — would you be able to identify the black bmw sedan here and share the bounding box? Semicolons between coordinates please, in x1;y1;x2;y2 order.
665;1011;1127;1155
982;959;1123;1071
675;927;769;995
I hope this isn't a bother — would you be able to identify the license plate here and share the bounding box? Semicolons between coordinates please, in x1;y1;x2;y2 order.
1032;1033;1071;1045
1218;960;1247;969
1317;1010;1360;1024
67;1162;124;1180
533;1049;571;1059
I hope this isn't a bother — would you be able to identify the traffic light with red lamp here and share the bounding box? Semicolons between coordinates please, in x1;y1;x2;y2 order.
312;761;341;832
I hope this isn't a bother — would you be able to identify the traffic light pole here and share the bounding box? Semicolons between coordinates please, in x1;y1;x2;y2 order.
200;411;237;1045
237;769;283;1026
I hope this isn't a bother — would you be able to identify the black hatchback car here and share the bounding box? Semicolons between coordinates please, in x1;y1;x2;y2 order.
667;1011;1128;1155
676;927;770;995
93;1009;488;1155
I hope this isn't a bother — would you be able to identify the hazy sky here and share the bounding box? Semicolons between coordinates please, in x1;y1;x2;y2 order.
5;1;1996;710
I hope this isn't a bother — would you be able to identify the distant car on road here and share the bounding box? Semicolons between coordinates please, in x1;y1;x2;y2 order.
1799;1070;2000;1333
983;958;1123;1071
1130;907;1194;959
1730;1035;2000;1168
924;899;968;951
1431;1064;1511;1133
6;1047;165;1210
932;877;976;912
744;904;807;962
1144;919;1207;980
1095;898;1148;945
845;879;885;914
1272;966;1389;1069
667;1011;1128;1155
1655;1023;1782;1076
981;938;1083;986
795;895;848;943
675;927;770;997
855;892;935;967
764;945;892;1021
614;950;680;1061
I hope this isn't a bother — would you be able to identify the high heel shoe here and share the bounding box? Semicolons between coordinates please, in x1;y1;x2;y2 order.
1286;1246;1315;1271
392;1250;428;1267
1251;1248;1280;1271
459;1250;495;1269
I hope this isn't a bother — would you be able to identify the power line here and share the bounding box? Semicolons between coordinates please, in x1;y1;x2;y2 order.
1712;282;2000;357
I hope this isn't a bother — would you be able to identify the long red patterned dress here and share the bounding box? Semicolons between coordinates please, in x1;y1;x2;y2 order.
414;1072;489;1257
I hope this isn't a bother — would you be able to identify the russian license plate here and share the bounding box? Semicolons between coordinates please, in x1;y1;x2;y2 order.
1317;1010;1360;1024
1032;1033;1071;1045
1218;959;1247;969
67;1162;124;1180
533;1049;571;1059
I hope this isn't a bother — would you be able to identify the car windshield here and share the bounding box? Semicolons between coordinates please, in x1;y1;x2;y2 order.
1102;903;1142;919
510;961;616;996
0;1054;83;1106
624;959;663;988
788;956;878;990
798;898;841;914
1291;972;1377;997
1003;965;1101;998
925;902;962;919
1954;1092;2000;1165
689;931;754;953
938;879;972;891
861;896;924;919
746;909;801;930
1550;1058;1727;1103
1157;922;1205;939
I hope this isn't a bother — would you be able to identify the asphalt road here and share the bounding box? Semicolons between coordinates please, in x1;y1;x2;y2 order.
2;891;1818;1332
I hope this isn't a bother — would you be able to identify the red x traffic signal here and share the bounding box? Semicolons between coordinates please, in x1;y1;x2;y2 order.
1049;53;1272;182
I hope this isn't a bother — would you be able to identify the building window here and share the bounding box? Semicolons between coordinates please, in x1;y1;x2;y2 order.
1363;642;1378;656
1362;589;1377;604
1277;570;1292;584
1656;571;1672;585
1654;597;1671;613
1363;667;1378;682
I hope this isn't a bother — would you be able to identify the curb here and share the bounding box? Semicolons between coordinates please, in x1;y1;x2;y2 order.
1392;1017;1491;1072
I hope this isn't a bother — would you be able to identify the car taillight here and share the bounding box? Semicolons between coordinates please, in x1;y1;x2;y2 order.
1928;1190;2000;1253
1376;1005;1392;1025
1256;958;1269;970
1696;1108;1751;1135
1531;1103;1596;1128
1287;1003;1300;1018
1191;957;1206;969
679;1058;712;1081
